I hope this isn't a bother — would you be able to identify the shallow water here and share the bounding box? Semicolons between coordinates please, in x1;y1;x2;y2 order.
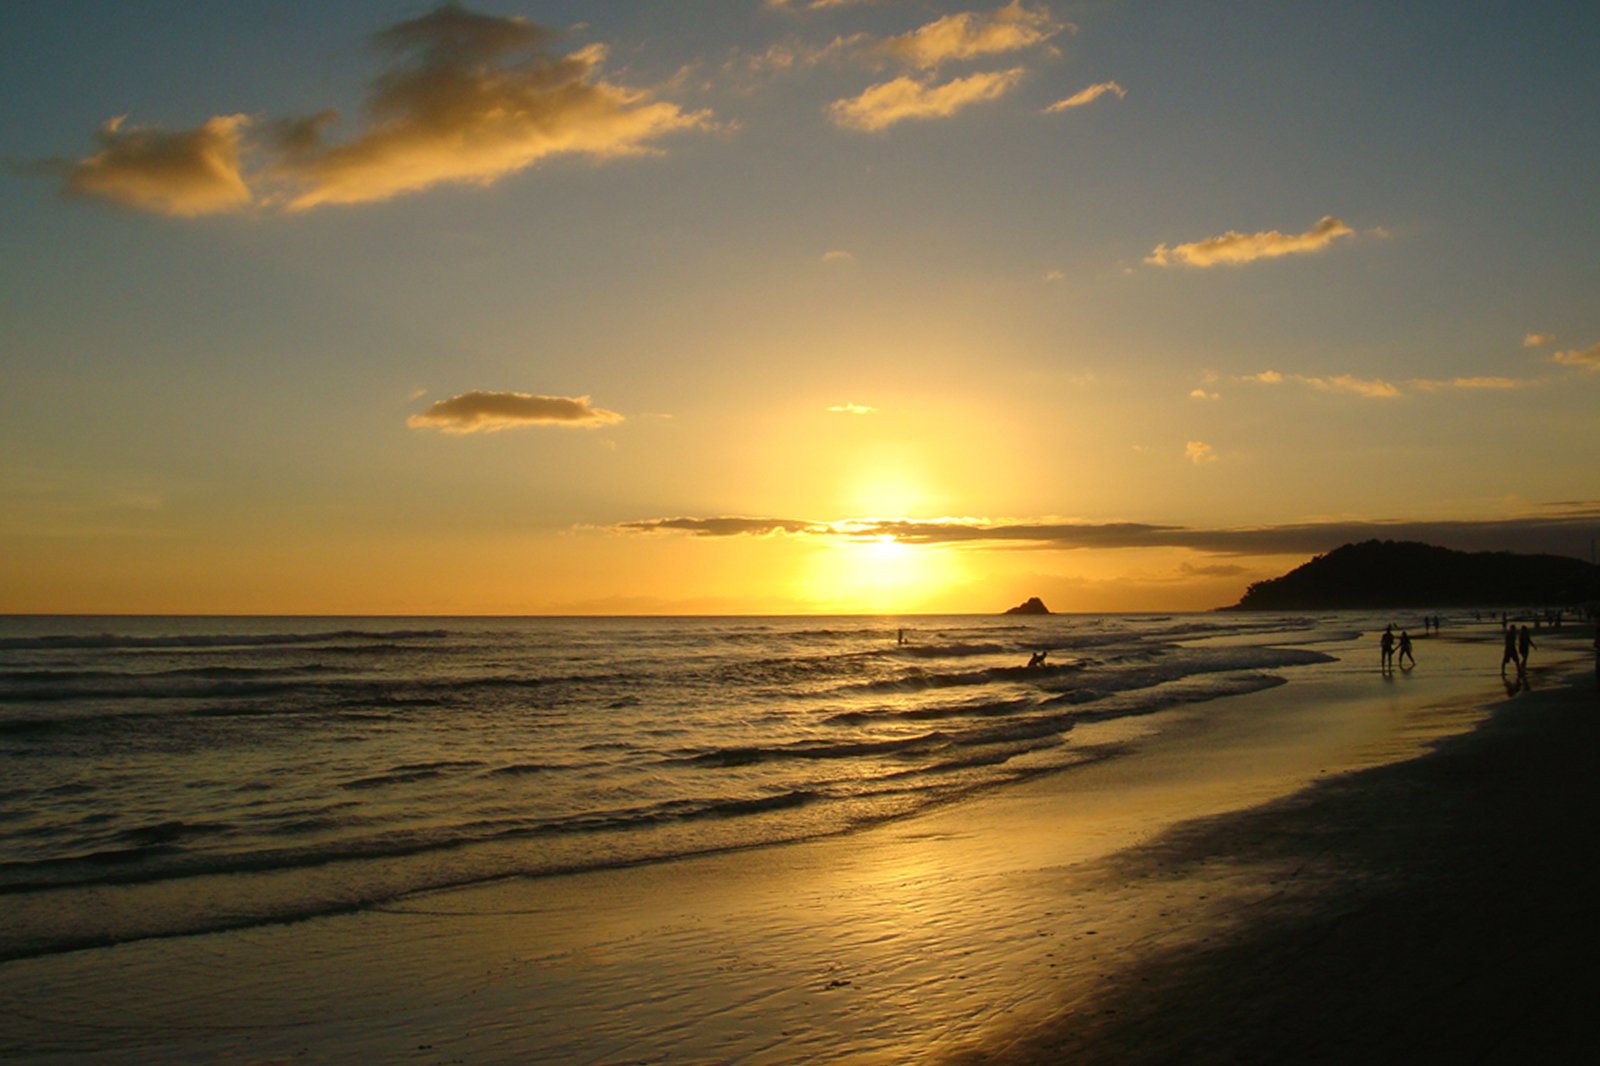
0;611;1375;960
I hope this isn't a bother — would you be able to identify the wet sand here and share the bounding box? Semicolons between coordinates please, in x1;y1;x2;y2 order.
1;627;1594;1063
950;635;1600;1064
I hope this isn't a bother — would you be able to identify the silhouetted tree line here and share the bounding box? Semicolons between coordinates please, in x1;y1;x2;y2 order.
1226;540;1600;610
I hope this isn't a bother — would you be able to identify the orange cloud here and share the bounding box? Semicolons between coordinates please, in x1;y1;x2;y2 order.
408;391;623;433
1044;81;1126;112
831;68;1026;130
1407;376;1537;391
766;0;879;9
66;115;253;217
58;6;709;217
1249;370;1543;397
275;6;711;210
1551;343;1600;371
1147;216;1354;267
1303;374;1400;398
1522;332;1555;348
1185;441;1217;464
1240;370;1398;397
877;2;1067;69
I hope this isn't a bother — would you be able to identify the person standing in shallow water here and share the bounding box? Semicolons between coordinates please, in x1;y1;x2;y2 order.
1380;626;1395;671
1501;628;1520;676
1396;630;1415;668
1518;625;1536;671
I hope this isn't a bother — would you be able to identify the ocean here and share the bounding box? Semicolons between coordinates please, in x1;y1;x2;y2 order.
0;612;1358;963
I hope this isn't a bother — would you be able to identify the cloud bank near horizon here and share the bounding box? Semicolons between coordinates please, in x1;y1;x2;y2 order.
612;505;1600;560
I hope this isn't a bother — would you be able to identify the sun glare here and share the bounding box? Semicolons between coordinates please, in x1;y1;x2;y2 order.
801;535;960;612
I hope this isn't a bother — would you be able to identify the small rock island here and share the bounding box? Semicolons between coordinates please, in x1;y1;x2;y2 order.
1004;596;1051;615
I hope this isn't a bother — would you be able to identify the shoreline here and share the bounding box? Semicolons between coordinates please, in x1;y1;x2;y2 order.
948;641;1599;1063
1;626;1593;1062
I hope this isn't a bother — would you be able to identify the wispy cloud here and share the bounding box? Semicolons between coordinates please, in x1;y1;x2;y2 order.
1406;376;1536;391
1304;374;1400;399
1044;80;1125;112
874;2;1068;69
1523;332;1555;348
611;504;1600;559
1242;370;1399;398
764;0;883;9
408;391;623;433
1147;216;1354;268
613;516;826;537
828;402;876;414
1551;342;1600;371
65;115;253;217
1185;441;1217;464
830;68;1026;130
1239;369;1544;398
56;5;710;216
766;0;880;10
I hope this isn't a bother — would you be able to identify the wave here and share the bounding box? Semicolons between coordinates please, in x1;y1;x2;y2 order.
0;667;636;707
484;761;571;777
670;729;956;768
0;784;833;899
823;695;1034;726
895;642;1007;658
339;759;486;790
837;660;1084;695
0;629;452;651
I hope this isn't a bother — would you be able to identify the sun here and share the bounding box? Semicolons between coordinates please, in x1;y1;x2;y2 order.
800;534;962;613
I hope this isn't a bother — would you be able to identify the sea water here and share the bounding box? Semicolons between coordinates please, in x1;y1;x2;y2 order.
0;612;1359;962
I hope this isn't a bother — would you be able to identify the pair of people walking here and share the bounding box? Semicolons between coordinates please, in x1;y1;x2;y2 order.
1380;625;1414;671
1500;625;1535;676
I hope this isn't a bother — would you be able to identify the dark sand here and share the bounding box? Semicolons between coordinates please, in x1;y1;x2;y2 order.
952;653;1600;1064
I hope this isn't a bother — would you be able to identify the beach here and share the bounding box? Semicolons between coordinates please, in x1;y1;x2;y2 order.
1;621;1595;1063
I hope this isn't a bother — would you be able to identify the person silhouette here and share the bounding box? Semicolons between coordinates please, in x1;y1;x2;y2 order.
1397;630;1415;668
1518;625;1535;671
1380;626;1395;670
1500;628;1519;676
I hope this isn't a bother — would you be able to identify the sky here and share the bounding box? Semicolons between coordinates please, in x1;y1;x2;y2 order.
3;0;1599;615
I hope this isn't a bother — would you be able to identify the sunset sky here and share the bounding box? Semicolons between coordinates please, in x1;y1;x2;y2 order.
3;0;1598;615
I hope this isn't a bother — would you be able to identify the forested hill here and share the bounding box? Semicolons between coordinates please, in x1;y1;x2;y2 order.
1225;540;1600;610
